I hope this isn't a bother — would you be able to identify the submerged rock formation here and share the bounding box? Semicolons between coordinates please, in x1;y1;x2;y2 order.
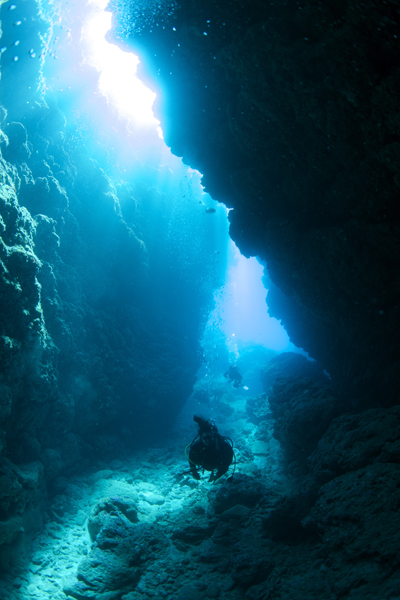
0;1;225;563
0;353;399;600
110;0;400;406
106;3;400;594
1;1;400;598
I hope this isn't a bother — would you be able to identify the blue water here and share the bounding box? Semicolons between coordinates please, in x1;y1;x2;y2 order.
0;0;301;438
0;2;321;597
33;0;293;361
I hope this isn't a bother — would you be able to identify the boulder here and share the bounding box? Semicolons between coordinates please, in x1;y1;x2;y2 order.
88;496;139;542
65;520;168;599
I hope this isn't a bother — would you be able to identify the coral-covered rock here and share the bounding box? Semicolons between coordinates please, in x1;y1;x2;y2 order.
0;459;45;547
65;521;168;599
303;463;400;564
246;393;270;426
88;496;139;542
269;377;342;462
260;353;327;392
307;405;400;485
172;523;217;546
231;551;274;588
2;122;31;163
209;474;267;514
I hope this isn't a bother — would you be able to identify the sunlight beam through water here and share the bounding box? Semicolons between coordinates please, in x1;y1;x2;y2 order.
84;0;159;130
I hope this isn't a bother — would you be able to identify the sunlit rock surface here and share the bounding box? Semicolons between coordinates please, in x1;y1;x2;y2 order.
109;0;400;405
1;110;214;450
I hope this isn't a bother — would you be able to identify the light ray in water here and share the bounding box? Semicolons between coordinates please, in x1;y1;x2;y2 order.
219;246;292;352
83;0;159;130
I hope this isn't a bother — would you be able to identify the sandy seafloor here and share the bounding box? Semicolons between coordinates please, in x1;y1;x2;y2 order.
0;381;289;600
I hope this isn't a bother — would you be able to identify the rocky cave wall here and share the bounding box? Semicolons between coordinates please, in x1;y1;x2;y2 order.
0;0;224;553
1;0;399;588
109;0;400;406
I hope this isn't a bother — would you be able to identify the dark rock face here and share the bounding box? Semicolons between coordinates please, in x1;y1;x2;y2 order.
260;352;327;391
230;552;274;590
256;358;400;596
301;461;400;599
172;522;217;546
209;473;268;514
251;354;342;465
307;404;400;484
109;0;400;405
0;460;45;548
269;376;342;463
304;462;400;561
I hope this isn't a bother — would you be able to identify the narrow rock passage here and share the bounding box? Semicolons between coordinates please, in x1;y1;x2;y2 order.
0;386;289;600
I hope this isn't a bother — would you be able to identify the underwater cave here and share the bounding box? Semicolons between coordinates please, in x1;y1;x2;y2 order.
0;0;400;598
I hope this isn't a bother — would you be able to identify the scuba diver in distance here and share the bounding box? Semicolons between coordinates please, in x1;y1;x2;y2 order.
186;415;235;483
224;364;243;388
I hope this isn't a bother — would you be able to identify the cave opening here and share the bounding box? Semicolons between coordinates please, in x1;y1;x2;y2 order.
0;0;297;592
36;0;296;422
2;0;397;598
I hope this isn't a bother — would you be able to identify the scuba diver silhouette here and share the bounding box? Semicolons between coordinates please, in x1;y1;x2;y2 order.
224;364;243;388
185;415;235;482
